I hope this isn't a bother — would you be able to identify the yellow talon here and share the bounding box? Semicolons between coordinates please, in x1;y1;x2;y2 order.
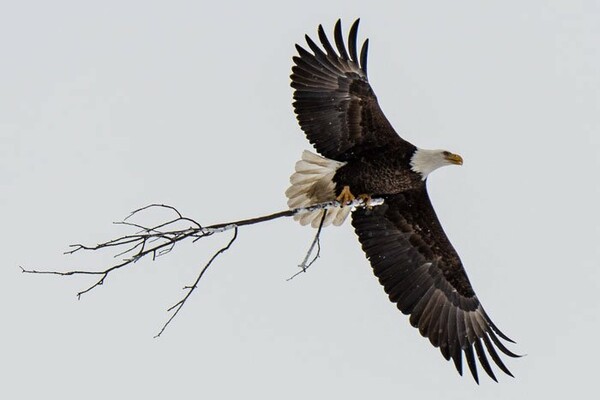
336;185;355;205
357;193;372;207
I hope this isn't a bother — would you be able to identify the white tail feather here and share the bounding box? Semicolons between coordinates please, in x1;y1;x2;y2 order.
286;150;350;228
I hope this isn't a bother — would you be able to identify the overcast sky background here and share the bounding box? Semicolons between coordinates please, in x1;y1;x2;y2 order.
2;1;599;398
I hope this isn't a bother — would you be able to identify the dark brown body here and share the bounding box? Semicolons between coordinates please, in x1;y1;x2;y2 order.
333;145;422;197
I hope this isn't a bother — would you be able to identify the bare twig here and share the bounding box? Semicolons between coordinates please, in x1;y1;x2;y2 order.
287;209;327;281
21;197;383;336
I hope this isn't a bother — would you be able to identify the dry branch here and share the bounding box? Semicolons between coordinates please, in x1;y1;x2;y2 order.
21;198;383;336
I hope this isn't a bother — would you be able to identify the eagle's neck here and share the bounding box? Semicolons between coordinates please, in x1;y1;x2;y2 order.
410;148;449;180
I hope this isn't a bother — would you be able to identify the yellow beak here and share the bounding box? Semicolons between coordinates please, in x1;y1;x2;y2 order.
445;152;464;165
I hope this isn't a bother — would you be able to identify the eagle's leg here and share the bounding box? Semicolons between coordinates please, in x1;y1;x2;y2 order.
336;185;355;205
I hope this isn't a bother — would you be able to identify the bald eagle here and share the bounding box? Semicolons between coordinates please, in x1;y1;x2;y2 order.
285;19;518;383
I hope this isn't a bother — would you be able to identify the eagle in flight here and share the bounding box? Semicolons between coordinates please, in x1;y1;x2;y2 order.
285;19;519;383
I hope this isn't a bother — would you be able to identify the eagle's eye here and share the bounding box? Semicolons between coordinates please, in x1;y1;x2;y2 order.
442;151;451;156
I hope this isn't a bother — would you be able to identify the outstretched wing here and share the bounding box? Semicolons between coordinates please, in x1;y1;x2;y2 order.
351;189;519;383
291;19;412;161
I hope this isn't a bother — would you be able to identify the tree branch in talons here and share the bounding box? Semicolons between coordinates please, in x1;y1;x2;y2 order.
21;197;381;336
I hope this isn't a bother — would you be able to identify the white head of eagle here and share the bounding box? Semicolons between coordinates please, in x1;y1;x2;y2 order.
410;148;464;180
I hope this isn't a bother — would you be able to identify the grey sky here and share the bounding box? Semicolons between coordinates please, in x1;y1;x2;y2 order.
2;1;599;398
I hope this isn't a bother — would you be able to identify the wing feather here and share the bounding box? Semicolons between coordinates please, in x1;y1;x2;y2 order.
423;289;446;346
360;38;369;74
475;338;498;382
334;20;350;60
436;300;451;358
348;19;360;63
464;345;479;384
351;189;519;382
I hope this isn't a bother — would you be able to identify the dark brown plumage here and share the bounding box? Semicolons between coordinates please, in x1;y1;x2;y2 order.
291;20;415;162
288;19;519;383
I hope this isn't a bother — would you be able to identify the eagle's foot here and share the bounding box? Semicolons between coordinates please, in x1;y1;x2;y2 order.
336;185;355;206
357;194;373;208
